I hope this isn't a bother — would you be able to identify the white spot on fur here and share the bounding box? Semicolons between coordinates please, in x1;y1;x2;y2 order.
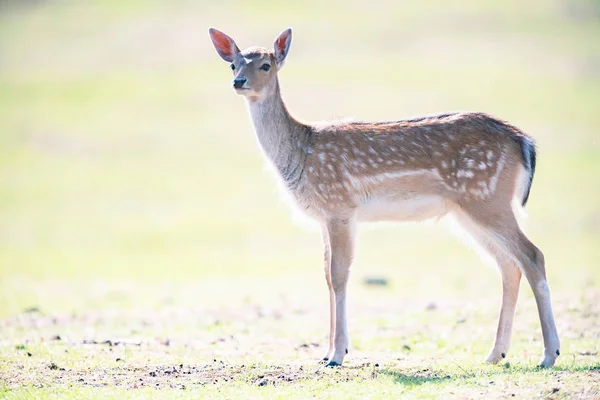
457;169;475;179
489;151;507;193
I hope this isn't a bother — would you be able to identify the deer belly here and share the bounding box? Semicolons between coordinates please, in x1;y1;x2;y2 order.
357;195;447;222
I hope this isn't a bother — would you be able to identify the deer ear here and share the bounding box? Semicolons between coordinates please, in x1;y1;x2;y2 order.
208;28;240;62
274;28;292;68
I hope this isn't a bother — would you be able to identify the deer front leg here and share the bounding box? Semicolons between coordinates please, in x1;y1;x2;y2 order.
324;216;355;367
322;280;335;362
321;228;335;363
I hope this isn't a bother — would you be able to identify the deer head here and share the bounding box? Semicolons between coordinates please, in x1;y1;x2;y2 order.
208;28;292;102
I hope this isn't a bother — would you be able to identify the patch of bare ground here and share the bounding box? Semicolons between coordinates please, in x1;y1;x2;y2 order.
2;360;394;390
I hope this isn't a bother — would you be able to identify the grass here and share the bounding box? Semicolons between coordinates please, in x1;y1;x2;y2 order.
1;0;599;398
1;289;599;398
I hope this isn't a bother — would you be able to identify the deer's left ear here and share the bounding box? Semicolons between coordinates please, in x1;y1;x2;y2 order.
274;28;292;68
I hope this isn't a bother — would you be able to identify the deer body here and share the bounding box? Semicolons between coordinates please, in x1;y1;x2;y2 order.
209;28;560;368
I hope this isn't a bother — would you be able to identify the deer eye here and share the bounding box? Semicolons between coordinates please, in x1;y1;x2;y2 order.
230;63;235;70
260;63;271;72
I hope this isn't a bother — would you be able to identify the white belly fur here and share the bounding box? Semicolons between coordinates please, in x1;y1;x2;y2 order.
357;195;447;222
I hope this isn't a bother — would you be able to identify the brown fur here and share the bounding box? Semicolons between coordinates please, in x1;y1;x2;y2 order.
293;112;527;217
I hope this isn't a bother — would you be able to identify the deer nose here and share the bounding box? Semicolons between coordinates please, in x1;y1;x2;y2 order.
233;77;247;88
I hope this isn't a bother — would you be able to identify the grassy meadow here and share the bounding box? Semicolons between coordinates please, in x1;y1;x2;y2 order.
0;0;599;398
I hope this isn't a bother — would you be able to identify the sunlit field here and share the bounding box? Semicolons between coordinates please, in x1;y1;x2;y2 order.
1;0;599;398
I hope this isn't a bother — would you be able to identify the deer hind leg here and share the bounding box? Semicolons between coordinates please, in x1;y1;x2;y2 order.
454;204;560;367
323;216;356;367
511;231;560;367
453;208;522;363
487;257;522;364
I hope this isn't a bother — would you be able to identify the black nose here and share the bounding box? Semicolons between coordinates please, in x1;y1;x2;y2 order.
233;78;247;88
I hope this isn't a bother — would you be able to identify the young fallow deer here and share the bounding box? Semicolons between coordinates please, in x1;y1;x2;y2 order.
208;27;560;368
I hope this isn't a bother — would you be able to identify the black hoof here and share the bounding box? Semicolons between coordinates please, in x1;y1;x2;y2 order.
325;361;341;367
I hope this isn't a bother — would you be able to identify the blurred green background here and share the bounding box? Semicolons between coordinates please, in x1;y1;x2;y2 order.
1;0;599;319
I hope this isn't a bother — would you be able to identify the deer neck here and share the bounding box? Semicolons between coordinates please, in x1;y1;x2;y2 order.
245;79;310;189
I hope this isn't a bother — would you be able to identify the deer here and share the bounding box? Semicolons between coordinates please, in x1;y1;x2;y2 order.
208;27;560;368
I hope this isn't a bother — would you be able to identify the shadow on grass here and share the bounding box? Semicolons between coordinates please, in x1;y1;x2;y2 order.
501;363;600;373
379;362;600;386
378;369;454;386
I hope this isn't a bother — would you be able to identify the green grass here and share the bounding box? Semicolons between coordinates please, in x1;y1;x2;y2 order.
1;0;599;398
